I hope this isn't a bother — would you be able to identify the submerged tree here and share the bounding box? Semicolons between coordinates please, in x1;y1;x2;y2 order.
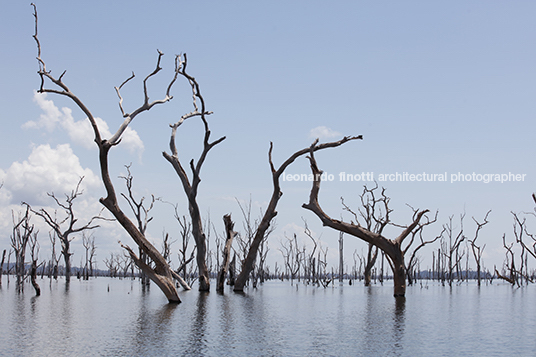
10;206;34;292
29;231;41;296
162;58;225;292
82;232;97;279
233;136;361;291
0;249;6;286
469;211;491;286
217;214;236;293
25;177;101;282
302;140;436;297
439;214;466;286
32;4;184;302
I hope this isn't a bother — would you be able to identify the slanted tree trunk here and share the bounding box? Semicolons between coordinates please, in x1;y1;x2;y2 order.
30;260;40;296
32;5;182;303
391;246;406;297
119;164;157;286
470;211;491;287
302;140;433;297
364;244;378;286
338;232;344;283
10;207;34;293
228;254;236;286
233;136;360;292
30;241;41;295
162;55;225;292
217;214;235;293
29;231;41;296
0;249;5;286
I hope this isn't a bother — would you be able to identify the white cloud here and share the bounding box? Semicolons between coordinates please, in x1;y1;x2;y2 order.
1;143;100;206
0;144;116;260
0;169;12;206
25;92;144;157
309;126;342;139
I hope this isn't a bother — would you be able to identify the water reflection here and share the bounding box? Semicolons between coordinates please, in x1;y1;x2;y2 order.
187;292;209;356
361;287;407;356
391;296;406;354
1;280;535;356
130;294;178;355
11;294;30;354
218;293;238;353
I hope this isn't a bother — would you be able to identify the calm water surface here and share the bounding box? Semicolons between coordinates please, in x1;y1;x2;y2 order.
0;277;534;356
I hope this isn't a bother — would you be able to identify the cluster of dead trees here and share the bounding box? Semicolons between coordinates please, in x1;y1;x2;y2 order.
494;205;536;286
4;5;533;303
1;188;101;296
27;4;361;303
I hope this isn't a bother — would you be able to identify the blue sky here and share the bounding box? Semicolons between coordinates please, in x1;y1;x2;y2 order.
1;1;535;274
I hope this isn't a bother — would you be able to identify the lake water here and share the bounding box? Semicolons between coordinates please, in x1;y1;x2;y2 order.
0;277;534;356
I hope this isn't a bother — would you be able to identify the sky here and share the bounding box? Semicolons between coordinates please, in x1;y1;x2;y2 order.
0;1;535;275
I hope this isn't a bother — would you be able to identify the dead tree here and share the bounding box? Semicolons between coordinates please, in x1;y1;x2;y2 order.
303;219;318;284
104;253;118;278
10;207;34;292
25;177;101;283
82;232;93;280
6;250;12;284
404;209;441;285
469;211;491;286
158;202;194;290
338;232;344;282
0;249;6;286
234;198;274;287
256;232;270;285
511;212;535;284
161;231;176;266
343;184;438;287
279;234;302;284
512;213;536;262
302;140;434;297
342;185;385;286
217;214;236;292
352;249;363;281
119;253;133;278
233;136;360;291
228;254;236;286
119;164;156;287
363;244;378;286
440;214;466;286
161;55;225;292
29;231;41;296
49;231;60;280
88;235;97;277
175;214;195;286
317;244;331;287
495;234;519;286
32;4;184;302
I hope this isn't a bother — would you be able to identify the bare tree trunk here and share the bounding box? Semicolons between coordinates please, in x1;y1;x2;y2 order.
25;177;102;284
6;251;11;285
364;244;378;286
228;254;236;286
302;140;433;297
161;56;226;293
11;207;34;293
391;248;406;297
28;228;41;296
234;136;360;291
31;5;182;303
0;249;5;286
30;259;41;296
339;232;344;283
217;214;235;293
63;245;72;283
